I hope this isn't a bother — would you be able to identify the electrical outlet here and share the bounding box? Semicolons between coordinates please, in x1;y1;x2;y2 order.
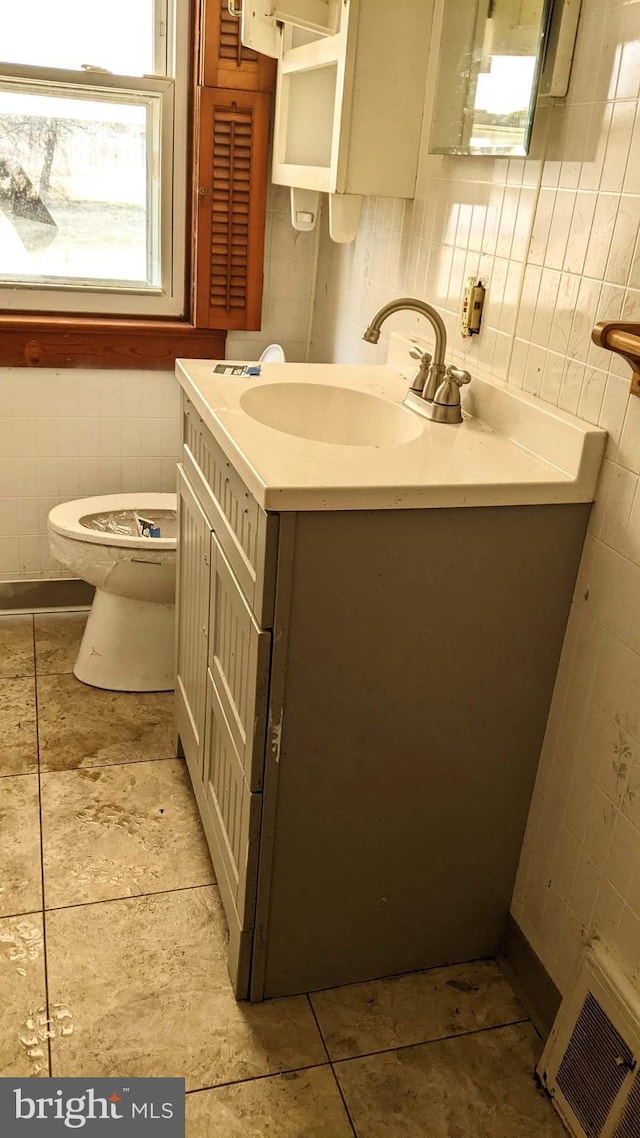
461;277;485;338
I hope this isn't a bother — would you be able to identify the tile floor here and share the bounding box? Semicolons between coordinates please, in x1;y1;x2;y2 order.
0;610;567;1135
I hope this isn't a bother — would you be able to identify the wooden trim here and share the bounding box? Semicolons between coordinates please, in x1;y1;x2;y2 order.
0;317;226;369
498;913;562;1040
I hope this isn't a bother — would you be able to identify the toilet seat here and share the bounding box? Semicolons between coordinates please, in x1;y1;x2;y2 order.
259;343;286;363
48;493;176;551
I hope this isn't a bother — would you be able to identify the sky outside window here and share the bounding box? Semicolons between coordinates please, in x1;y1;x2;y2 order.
0;1;157;76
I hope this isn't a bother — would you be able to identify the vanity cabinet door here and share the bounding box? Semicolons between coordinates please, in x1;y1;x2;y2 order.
175;466;211;776
202;669;262;996
197;531;271;995
208;532;271;792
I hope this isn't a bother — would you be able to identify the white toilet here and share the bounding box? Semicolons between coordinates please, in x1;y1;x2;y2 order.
48;493;177;693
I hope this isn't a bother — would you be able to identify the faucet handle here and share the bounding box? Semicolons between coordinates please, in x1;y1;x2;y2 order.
444;365;472;387
409;346;433;394
433;365;472;409
410;345;431;363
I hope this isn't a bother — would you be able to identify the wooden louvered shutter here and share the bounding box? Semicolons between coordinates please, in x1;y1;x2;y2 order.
202;0;276;91
195;87;270;330
193;0;274;332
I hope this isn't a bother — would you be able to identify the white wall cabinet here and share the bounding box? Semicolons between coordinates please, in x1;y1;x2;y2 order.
175;386;591;1003
240;0;433;241
240;0;341;57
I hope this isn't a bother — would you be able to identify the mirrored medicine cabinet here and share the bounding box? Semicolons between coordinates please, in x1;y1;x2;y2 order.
430;0;553;157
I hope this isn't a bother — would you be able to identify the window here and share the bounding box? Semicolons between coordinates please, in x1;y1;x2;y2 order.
0;0;188;317
0;0;272;368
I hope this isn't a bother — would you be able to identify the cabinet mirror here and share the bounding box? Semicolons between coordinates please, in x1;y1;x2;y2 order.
430;0;551;156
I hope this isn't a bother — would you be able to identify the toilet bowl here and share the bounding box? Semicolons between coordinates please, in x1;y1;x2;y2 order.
48;493;177;693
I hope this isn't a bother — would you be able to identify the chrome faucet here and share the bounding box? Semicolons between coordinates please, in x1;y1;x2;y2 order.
362;297;471;424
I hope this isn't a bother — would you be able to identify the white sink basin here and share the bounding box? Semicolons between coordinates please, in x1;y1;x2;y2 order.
239;382;422;447
175;354;607;511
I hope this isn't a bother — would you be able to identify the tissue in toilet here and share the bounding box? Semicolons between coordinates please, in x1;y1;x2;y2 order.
80;509;176;539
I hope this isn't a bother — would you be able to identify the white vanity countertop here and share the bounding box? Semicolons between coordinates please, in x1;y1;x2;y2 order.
175;356;607;512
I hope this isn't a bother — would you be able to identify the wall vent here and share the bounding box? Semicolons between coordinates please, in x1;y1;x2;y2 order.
612;1072;640;1138
539;942;640;1138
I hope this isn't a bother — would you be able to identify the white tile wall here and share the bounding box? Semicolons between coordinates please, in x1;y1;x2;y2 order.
0;369;181;581
309;0;640;994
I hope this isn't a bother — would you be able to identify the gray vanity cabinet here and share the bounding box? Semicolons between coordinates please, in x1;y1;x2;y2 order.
175;392;592;1003
176;396;278;994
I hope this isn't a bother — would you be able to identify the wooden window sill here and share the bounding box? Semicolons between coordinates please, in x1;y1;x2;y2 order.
0;316;227;369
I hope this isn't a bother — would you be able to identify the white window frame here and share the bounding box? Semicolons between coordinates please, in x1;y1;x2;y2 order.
0;0;188;318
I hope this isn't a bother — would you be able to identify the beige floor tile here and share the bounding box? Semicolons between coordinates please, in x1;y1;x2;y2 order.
0;775;42;917
35;612;87;675
46;887;327;1089
186;1068;353;1137
0;615;34;680
335;1022;565;1137
37;673;175;772
42;759;214;908
0;913;50;1076
311;959;525;1061
0;677;38;776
